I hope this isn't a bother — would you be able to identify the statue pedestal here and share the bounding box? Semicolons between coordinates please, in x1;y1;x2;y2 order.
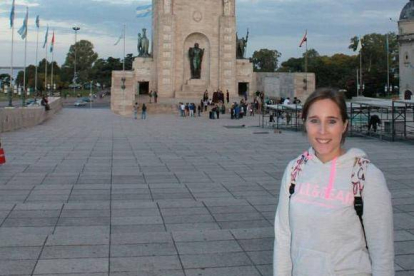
176;78;211;98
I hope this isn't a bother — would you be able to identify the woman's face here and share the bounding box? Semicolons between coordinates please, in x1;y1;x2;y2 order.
305;99;348;163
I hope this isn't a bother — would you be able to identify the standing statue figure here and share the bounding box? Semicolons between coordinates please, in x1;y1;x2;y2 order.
236;29;249;59
188;43;204;79
137;33;143;56
139;28;150;57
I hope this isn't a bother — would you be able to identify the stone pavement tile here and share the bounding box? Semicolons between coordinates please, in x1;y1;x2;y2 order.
111;270;185;276
166;222;220;232
2;217;58;227
111;202;157;209
0;260;37;275
111;243;177;257
111;216;163;225
111;232;172;245
112;175;145;185
185;266;262;276
394;213;414;230
175;240;243;255
40;245;109;259
219;220;272;230
64;202;110;210
213;212;264;222
36;273;107;276
57;217;111;227
202;198;249;207
396;241;414;255
111;224;166;234
163;214;215;224
180;252;252;269
33;258;108;274
256;264;272;276
111;208;159;217
25;194;70;202
238;238;274;251
247;250;273;265
230;227;274;240
0;233;47;247
48;226;109;245
172;229;233;242
160;207;210;217
14;202;63;210
395;230;414;242
110;256;182;272
0;246;42;260
157;201;203;209
61;209;110;218
207;205;256;214
396;255;414;270
192;192;234;199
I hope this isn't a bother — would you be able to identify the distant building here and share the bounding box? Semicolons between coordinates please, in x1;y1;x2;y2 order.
398;0;414;100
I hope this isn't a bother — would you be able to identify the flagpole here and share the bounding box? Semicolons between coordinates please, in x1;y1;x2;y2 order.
386;34;390;96
356;68;359;94
23;29;27;106
51;31;54;96
359;48;363;97
305;31;308;91
9;16;15;107
35;19;39;95
45;38;48;96
123;24;126;71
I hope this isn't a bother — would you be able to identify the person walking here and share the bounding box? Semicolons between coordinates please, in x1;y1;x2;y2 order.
149;91;153;103
273;88;394;276
226;90;230;104
141;104;147;119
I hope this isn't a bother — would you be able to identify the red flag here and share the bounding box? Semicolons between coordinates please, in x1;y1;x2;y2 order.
50;31;55;53
299;30;307;47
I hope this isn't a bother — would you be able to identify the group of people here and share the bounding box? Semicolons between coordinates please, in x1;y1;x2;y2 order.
203;90;230;104
148;90;158;103
133;102;147;119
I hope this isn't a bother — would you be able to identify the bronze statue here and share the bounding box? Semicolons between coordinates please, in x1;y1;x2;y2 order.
138;28;150;57
189;43;204;79
236;29;249;59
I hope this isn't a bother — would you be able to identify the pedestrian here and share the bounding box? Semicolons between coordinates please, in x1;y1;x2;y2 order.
226;90;229;104
204;100;208;112
197;104;201;117
141;103;147;119
185;103;189;117
154;91;158;103
273;88;394;275
133;102;138;120
149;90;153;103
200;99;204;113
180;103;185;117
189;103;195;117
215;105;220;119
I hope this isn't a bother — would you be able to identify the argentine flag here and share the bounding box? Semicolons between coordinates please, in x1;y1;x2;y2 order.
18;8;29;40
136;4;152;18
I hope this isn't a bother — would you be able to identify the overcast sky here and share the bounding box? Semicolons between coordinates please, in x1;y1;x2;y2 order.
0;0;408;68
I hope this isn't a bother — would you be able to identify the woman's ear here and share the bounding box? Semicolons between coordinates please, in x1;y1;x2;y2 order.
343;120;349;133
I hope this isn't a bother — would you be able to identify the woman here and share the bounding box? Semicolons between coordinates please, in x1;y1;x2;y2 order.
273;88;394;276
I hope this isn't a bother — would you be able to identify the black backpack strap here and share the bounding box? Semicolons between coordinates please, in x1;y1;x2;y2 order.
351;157;370;246
289;151;310;198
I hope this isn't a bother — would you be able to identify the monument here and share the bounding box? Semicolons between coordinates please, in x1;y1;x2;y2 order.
111;0;315;116
398;0;414;100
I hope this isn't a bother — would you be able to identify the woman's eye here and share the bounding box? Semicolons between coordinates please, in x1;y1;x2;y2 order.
309;119;319;124
329;120;337;124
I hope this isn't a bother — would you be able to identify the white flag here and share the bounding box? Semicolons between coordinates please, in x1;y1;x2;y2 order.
356;38;363;52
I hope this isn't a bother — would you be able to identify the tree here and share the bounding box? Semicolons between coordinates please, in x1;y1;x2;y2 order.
349;33;398;97
62;40;98;85
124;53;134;70
91;57;122;88
251;49;281;72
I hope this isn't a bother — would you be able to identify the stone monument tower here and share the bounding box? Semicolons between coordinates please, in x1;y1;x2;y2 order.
152;0;238;98
398;0;414;100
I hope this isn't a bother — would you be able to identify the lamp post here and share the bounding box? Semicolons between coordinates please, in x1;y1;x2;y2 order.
72;26;80;97
121;77;126;115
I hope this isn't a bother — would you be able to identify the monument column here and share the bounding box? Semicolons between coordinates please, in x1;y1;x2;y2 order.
219;0;237;96
155;0;176;98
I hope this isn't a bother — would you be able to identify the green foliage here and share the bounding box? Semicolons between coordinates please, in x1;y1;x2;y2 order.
251;49;281;72
62;40;99;84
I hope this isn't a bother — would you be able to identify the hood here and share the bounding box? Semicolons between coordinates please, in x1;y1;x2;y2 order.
307;147;368;167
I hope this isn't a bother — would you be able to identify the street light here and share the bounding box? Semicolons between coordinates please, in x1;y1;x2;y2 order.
72;26;80;97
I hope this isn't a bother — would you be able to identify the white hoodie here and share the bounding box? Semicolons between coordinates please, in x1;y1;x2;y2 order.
273;148;394;276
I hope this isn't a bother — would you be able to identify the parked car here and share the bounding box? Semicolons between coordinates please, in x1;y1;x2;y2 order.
81;97;93;103
74;100;87;107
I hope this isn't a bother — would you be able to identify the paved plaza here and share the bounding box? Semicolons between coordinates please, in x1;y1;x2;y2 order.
0;108;413;276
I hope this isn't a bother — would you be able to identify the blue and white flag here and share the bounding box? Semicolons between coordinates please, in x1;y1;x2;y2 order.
114;33;123;46
136;4;152;18
35;15;40;28
18;7;29;40
10;0;15;28
43;25;49;48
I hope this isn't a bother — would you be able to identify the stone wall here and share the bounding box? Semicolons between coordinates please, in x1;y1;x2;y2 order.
0;97;62;133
